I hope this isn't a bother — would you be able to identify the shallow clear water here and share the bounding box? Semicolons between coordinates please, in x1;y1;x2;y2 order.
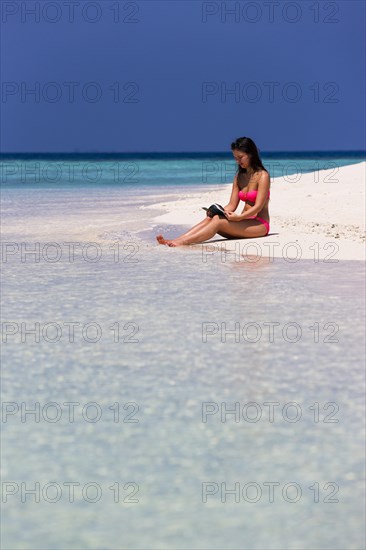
1;166;365;549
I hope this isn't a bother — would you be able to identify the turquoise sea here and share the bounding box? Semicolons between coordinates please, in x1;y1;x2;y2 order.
1;152;365;549
1;151;365;189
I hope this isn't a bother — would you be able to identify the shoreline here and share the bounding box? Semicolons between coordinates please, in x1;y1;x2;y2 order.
146;161;366;261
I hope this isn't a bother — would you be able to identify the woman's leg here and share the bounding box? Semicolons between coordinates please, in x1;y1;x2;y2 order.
156;216;212;245
168;217;268;246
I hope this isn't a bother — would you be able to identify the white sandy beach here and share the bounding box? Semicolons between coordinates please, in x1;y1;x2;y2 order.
147;161;366;261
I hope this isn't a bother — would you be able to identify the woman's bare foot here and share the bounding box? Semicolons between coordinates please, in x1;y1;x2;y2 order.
168;239;187;247
156;234;169;245
156;234;187;247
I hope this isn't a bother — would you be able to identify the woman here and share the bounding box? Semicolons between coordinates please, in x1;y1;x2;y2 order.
156;136;270;247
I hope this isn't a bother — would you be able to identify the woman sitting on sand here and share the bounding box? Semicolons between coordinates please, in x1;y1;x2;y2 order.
156;136;271;247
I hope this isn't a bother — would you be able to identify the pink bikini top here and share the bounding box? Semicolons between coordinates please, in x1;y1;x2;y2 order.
238;189;270;203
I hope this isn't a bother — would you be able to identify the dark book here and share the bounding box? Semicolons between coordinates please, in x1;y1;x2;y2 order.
202;204;228;219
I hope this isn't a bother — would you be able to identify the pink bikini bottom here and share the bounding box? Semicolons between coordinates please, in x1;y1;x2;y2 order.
248;216;270;235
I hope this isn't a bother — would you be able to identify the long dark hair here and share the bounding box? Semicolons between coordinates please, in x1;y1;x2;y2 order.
231;137;268;177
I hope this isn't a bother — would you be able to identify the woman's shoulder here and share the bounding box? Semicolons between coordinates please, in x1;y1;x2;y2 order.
256;169;270;181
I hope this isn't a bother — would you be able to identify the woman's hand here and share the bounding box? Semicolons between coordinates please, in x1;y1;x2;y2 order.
226;212;241;221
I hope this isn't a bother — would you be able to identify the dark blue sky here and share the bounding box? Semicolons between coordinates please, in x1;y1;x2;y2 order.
1;0;365;152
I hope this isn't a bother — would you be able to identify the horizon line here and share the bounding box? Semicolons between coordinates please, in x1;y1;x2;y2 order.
0;150;365;156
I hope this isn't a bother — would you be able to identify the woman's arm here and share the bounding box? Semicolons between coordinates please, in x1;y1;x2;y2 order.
223;174;240;212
